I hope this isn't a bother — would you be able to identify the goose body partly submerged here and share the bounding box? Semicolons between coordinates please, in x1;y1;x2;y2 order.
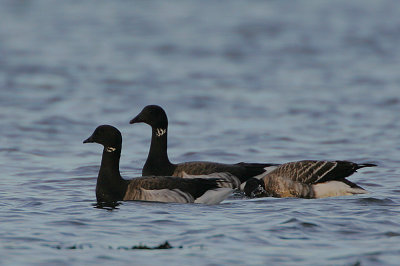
83;125;233;204
243;160;376;199
129;105;278;188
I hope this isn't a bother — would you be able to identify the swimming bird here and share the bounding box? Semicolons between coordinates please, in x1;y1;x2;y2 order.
243;160;376;198
129;105;278;188
83;125;233;204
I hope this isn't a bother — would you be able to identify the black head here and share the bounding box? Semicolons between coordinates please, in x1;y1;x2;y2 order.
129;105;168;128
83;125;122;149
243;178;267;198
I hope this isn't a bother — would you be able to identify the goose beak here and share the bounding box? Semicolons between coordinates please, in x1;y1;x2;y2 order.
129;114;143;124
83;135;95;144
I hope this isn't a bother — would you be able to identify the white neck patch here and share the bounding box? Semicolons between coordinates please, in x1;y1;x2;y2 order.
106;146;116;153
155;128;167;137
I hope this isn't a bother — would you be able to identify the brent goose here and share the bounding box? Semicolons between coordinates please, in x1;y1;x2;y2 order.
243;160;376;198
129;105;278;188
83;125;233;204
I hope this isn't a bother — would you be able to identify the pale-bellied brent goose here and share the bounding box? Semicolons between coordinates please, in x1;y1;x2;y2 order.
243;160;376;198
129;105;278;188
83;125;233;204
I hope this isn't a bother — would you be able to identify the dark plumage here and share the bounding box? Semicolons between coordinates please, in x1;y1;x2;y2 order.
243;160;376;198
129;105;278;188
83;125;233;204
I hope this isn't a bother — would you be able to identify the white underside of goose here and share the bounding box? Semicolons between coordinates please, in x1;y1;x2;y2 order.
312;181;368;198
194;188;234;204
126;186;233;204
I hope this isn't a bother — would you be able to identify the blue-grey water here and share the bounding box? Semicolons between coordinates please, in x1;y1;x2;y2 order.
1;0;399;265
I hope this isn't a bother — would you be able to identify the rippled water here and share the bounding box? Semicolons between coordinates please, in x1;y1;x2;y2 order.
1;0;400;265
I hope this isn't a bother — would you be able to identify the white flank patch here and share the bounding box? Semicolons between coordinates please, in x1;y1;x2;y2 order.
181;172;240;189
105;146;116;153
263;165;279;174
139;188;194;203
156;128;167;137
313;181;368;198
194;188;233;204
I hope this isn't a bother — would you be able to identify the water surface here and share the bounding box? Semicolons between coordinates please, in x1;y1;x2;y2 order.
1;0;400;265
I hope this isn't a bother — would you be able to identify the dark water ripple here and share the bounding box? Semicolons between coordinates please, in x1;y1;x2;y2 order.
1;0;400;265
